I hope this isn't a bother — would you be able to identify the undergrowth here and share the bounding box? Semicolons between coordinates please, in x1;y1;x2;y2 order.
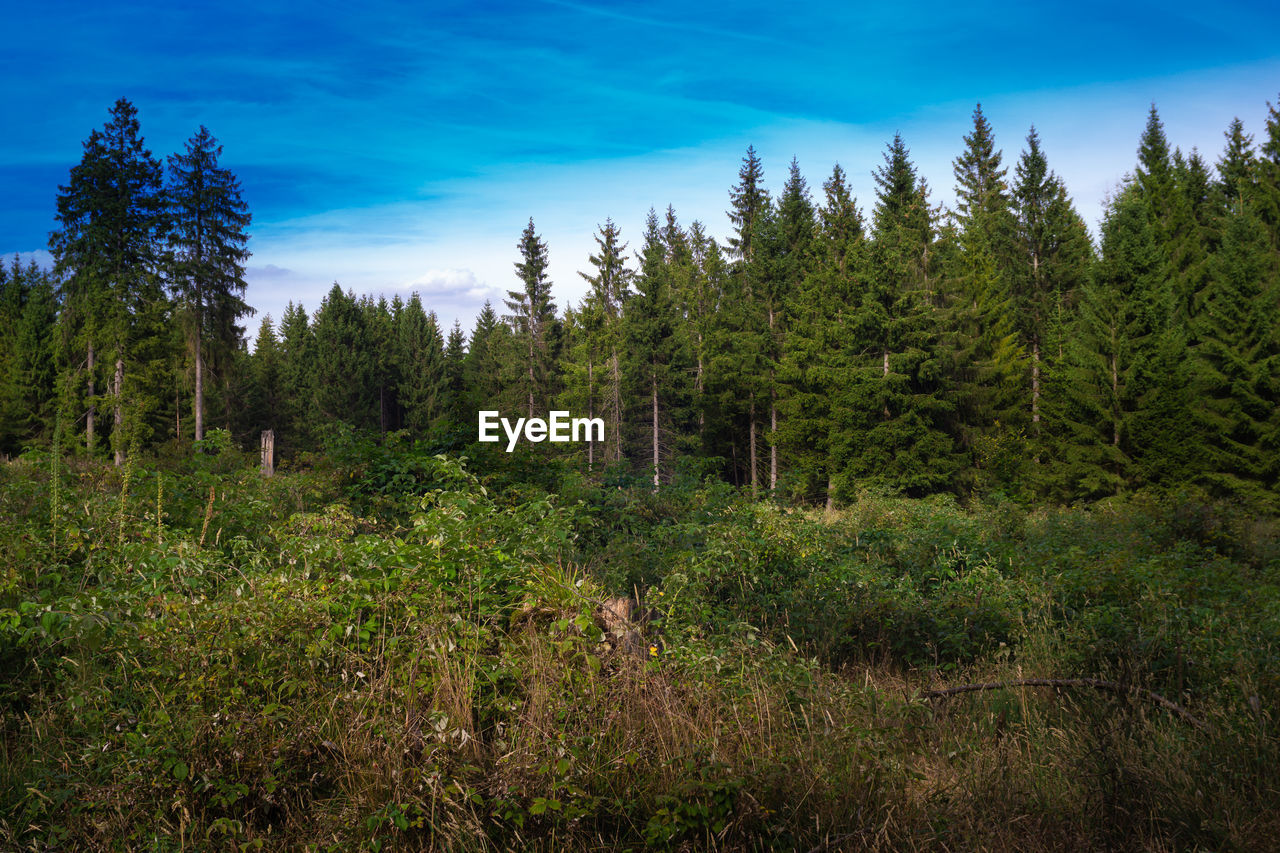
1;447;1277;850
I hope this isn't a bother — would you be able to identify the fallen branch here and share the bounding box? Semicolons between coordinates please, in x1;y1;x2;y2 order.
925;678;1207;731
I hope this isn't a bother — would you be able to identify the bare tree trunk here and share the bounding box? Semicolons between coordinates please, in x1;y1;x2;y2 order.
749;397;758;498
587;358;594;475
1111;351;1119;447
770;389;778;492
113;357;125;467
652;374;660;491
528;332;536;419
86;341;96;454
194;323;204;443
882;348;891;419
611;348;622;463
826;475;835;511
261;429;275;477
1031;337;1040;428
696;344;705;437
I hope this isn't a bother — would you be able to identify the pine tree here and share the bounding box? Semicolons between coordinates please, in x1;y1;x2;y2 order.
1135;105;1205;318
576;219;631;465
679;221;723;452
1189;160;1279;507
625;209;684;488
1217;118;1257;211
1058;181;1191;496
1258;96;1280;249
245;315;282;438
720;148;773;493
940;105;1025;493
396;295;446;433
466;301;507;418
842;133;959;496
726;146;770;263
51;98;169;463
310;285;375;430
364;296;398;433
1010;127;1092;473
0;258;58;452
505;218;558;417
13;263;60;448
277;301;313;452
166;125;252;446
443;320;468;427
763;158;816;491
778;163;867;504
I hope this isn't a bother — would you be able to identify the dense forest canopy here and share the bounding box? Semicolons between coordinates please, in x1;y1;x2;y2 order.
5;95;1279;510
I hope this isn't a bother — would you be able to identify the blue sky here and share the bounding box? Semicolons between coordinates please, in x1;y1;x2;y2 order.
2;0;1278;334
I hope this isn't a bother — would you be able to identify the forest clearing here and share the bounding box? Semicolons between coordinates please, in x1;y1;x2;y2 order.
2;443;1276;850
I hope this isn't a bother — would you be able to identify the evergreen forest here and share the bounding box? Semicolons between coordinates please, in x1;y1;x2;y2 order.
1;96;1279;850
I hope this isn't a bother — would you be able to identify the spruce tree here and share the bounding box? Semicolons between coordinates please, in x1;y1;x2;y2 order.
0;258;58;452
245;315;282;438
576;219;630;464
721;148;773;493
166;125;252;446
443;320;468;427
505;218;558;417
396;295;446;433
51;98;169;463
726;146;770;263
310;285;375;430
764;158;815;491
362;296;398;433
277;301;313;452
465;301;507;418
625;209;685;488
1217;118;1257;211
1257;96;1280;249
845;134;959;496
941;105;1024;491
1190;175;1279;507
680;221;723;452
778;163;866;504
1010;127;1092;471
1059;181;1191;496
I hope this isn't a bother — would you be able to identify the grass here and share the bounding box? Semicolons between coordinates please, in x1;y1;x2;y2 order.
0;447;1277;850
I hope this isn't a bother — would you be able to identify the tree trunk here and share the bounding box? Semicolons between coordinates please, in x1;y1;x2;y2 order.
86;341;96;454
587;358;594;475
1031;336;1040;428
113;357;125;467
696;334;704;438
826;475;835;511
261;429;275;477
1111;351;1119;447
194;323;204;443
528;332;536;419
770;389;778;492
749;397;759;498
610;348;622;463
652;373;660;491
883;347;891;419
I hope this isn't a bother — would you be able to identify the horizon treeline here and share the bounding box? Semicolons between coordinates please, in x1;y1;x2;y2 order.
3;96;1278;509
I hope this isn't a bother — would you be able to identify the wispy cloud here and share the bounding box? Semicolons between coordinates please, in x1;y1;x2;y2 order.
4;0;1279;338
